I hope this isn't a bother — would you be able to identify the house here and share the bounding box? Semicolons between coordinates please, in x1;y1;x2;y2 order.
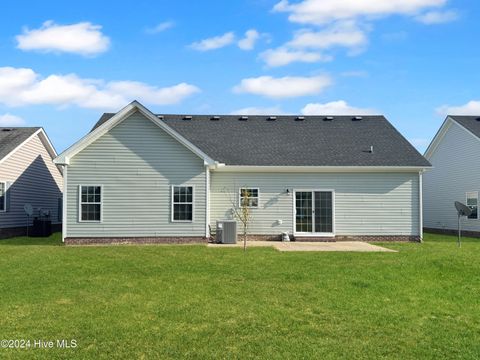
54;101;430;244
423;116;480;236
0;127;63;238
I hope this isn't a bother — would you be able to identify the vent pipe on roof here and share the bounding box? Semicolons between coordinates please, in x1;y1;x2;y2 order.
211;116;220;121
239;116;248;121
157;115;164;119
295;116;305;121
370;146;374;153
324;116;334;121
353;116;363;121
183;116;192;120
267;116;277;121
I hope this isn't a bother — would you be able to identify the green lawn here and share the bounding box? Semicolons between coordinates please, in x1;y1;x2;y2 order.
0;233;479;359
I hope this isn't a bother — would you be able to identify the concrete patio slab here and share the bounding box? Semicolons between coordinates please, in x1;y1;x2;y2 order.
207;241;396;252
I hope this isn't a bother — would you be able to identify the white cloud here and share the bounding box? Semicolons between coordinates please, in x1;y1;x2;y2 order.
233;75;332;99
260;21;367;67
16;21;110;56
301;100;376;115
0;67;200;110
189;32;235;51
415;10;459;24
0;114;26;126
288;22;368;51
146;21;175;34
238;29;260;50
273;0;447;25
230;106;286;115
260;47;332;67
437;100;480;116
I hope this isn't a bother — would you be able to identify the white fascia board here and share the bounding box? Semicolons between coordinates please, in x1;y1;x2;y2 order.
211;165;429;173
54;100;216;166
0;128;42;166
424;117;452;160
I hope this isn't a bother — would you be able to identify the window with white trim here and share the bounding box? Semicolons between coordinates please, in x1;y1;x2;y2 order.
466;191;478;219
239;188;259;208
0;182;5;212
172;186;193;221
80;186;102;222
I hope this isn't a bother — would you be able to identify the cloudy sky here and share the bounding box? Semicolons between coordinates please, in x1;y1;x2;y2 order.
0;0;478;152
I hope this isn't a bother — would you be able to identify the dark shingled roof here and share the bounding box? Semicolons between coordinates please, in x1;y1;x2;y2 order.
92;114;430;167
0;127;40;161
450;116;480;139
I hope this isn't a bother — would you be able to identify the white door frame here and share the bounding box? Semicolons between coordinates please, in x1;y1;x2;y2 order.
293;188;335;237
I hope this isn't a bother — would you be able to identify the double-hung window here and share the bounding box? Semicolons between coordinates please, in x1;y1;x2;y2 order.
172;186;193;221
0;182;5;212
80;186;102;222
466;191;478;219
239;188;259;208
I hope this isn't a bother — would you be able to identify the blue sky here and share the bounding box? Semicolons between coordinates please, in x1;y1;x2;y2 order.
0;0;478;153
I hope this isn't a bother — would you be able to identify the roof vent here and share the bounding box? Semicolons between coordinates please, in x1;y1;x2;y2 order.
476;117;480;121
239;116;248;121
295;116;305;121
211;116;220;121
183;115;192;120
1;128;14;132
157;115;164;119
267;116;277;121
353;116;363;121
324;116;334;121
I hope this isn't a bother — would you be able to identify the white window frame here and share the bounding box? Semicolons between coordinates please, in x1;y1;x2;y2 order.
238;187;259;208
466;191;479;220
292;188;336;237
171;185;194;223
0;181;6;212
78;185;103;223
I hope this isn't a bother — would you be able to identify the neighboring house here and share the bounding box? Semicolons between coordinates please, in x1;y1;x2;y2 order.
0;127;63;238
423;116;480;236
54;101;430;244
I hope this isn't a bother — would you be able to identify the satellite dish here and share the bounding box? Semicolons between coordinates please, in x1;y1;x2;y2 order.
454;201;472;247
455;201;472;217
24;203;33;216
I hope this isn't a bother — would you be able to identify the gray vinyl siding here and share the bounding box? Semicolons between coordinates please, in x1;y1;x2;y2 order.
66;111;206;238
0;133;63;228
423;121;480;231
210;172;420;236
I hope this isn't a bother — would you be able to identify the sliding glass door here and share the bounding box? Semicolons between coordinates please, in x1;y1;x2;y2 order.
295;190;334;235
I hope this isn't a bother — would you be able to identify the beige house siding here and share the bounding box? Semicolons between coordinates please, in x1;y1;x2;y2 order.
65;111;207;238
210;171;420;236
424;120;480;232
0;133;63;228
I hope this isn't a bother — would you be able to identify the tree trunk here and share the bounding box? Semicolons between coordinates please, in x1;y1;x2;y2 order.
243;224;247;252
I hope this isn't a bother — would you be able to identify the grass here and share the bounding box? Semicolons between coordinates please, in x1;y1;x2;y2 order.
0;233;479;359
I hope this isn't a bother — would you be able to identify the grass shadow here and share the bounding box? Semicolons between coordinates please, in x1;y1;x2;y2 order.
0;232;63;246
423;232;479;243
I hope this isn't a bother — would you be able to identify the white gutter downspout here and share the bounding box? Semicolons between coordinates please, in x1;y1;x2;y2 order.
419;170;423;243
205;166;210;239
62;165;68;243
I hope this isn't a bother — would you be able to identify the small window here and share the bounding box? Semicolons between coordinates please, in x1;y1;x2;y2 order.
0;182;5;212
239;188;259;208
80;186;102;222
172;186;193;222
466;192;478;219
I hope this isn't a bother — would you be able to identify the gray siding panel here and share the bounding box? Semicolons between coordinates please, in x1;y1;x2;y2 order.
66;111;206;238
210;172;419;236
424;121;480;231
0;134;63;228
